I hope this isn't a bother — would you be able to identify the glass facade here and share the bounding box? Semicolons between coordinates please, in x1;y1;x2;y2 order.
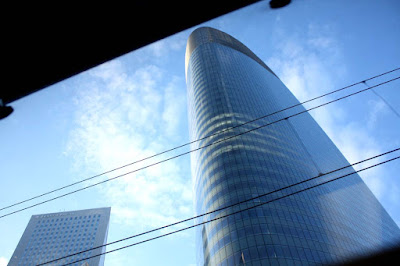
9;207;111;266
185;27;400;266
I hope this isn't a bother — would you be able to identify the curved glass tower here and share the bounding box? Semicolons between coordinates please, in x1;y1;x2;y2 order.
185;27;400;266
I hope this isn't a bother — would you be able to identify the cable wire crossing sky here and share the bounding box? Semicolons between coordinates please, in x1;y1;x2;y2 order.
3;67;400;265
0;67;397;218
0;0;399;265
35;148;400;265
0;71;398;221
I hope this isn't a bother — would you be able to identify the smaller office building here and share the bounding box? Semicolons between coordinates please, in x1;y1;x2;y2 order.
8;207;111;266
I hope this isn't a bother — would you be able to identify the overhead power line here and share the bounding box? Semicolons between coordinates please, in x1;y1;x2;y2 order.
38;153;400;266
371;88;400;119
38;148;399;265
1;76;399;219
38;148;400;264
1;67;398;213
362;79;400;119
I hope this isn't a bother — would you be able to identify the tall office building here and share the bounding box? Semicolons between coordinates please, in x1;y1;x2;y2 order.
185;27;400;265
9;207;111;266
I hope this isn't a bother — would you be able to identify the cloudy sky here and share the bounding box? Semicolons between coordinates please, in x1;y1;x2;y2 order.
1;0;399;265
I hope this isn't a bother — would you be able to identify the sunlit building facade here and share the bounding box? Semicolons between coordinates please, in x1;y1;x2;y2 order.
185;27;400;265
9;207;111;266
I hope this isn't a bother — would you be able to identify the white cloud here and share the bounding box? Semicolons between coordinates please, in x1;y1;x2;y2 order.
267;23;390;200
66;58;193;231
0;257;7;266
366;99;387;129
149;41;166;57
333;122;385;197
148;37;186;57
162;77;187;138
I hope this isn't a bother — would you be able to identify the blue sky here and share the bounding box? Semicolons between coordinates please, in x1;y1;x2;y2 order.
1;0;399;265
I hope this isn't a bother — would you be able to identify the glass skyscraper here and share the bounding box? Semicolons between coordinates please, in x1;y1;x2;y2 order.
185;27;400;265
8;207;111;266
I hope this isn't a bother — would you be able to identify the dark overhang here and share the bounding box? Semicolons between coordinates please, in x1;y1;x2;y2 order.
1;1;261;106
